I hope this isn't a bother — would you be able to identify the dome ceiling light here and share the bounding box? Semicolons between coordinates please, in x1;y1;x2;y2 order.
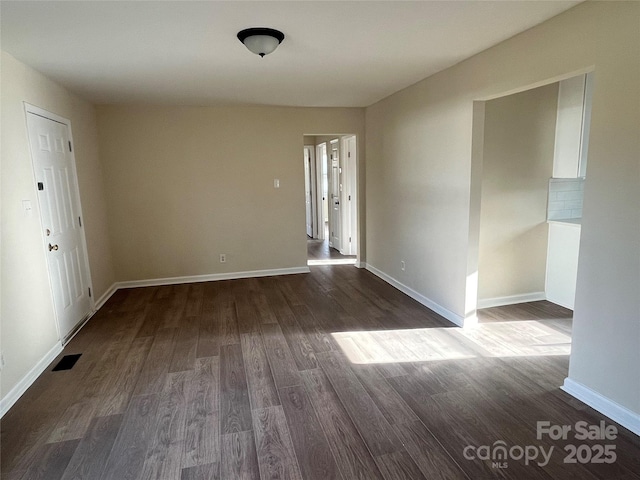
237;27;285;57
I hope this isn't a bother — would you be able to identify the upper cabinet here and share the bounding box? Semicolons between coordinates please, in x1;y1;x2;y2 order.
552;73;594;178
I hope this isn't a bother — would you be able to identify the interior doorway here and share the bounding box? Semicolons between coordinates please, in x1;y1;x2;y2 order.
474;73;592;313
303;135;358;265
466;72;594;392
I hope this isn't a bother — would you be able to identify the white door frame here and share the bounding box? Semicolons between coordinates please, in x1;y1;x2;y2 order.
25;103;94;343
340;135;358;256
307;136;360;263
339;137;348;255
303;146;314;237
315;142;328;241
328;138;341;251
304;145;319;238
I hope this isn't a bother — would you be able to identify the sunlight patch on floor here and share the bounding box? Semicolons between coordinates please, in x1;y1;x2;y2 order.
332;320;571;364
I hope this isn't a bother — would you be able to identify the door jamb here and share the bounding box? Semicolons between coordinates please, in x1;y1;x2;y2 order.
329;138;340;250
315;143;327;241
304;145;317;238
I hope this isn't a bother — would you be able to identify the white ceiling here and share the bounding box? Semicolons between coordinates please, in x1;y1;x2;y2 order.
1;1;579;107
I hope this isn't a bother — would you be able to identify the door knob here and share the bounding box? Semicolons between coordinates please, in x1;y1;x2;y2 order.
48;243;59;251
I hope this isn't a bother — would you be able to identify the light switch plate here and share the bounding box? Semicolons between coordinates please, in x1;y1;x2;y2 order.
22;200;33;217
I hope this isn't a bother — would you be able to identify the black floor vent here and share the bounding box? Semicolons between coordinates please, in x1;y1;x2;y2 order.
52;354;82;371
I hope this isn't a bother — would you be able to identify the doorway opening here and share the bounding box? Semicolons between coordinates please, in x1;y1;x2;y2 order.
466;71;594;371
303;135;358;266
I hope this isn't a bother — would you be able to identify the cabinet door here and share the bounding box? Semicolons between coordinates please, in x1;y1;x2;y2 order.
553;75;586;178
546;223;581;309
578;73;594;178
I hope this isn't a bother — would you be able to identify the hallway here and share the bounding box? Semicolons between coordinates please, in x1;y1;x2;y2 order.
307;224;356;265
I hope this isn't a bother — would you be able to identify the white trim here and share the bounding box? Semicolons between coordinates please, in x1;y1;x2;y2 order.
94;283;118;310
24;103;69;124
355;261;365;269
477;292;546;309
562;378;640;437
308;259;356;266
115;266;310;289
304;144;318;239
364;263;467;327
0;342;63;418
315;143;327;241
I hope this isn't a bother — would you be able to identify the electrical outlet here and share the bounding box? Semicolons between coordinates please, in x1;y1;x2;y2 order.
219;254;226;263
401;260;406;271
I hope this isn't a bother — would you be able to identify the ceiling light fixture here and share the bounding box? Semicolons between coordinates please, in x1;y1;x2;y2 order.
237;27;285;57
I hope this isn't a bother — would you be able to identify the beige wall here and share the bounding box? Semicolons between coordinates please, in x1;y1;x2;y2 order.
478;84;558;301
1;51;115;396
366;2;639;413
96;106;364;281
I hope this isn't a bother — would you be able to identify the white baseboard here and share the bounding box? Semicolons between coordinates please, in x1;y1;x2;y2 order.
94;282;118;310
308;259;356;266
561;378;640;437
116;266;310;289
0;342;63;418
364;263;466;327
477;291;546;309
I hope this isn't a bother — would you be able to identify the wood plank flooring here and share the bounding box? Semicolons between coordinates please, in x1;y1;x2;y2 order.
307;231;356;262
2;266;639;480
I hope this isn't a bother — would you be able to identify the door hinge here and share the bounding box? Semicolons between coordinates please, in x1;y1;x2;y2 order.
348;152;351;158
78;216;82;227
349;237;352;243
68;141;72;152
348;195;351;201
38;182;44;191
88;287;92;297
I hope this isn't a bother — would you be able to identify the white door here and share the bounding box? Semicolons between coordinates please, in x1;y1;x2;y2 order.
317;143;329;240
329;141;341;250
304;147;313;237
26;108;92;342
343;136;358;256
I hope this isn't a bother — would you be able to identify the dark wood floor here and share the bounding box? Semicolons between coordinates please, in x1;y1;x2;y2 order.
307;225;356;262
2;266;639;480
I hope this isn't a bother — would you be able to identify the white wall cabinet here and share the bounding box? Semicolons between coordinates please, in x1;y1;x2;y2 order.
552;73;593;178
546;222;581;309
